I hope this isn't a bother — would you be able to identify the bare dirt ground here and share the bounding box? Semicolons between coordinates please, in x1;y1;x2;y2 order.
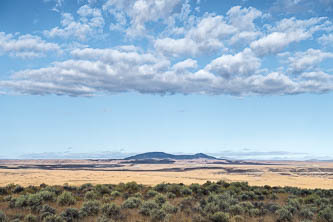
1;159;333;189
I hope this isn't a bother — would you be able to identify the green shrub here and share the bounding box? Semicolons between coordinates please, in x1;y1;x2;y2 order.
189;183;201;193
204;202;219;214
13;185;24;194
166;192;176;199
125;182;141;194
0;187;8;195
27;194;43;212
122;197;142;209
181;187;192;196
60;208;79;222
39;191;56;202
319;207;333;222
40;205;56;220
0;211;6;222
80;200;100;216
162;202;178;214
248;208;260;217
102;195;111;203
133;192;143;199
150;209;166;222
14;195;28;208
146;190;159;199
95;185;111;196
101;203;121;220
209;212;230;222
276;208;292;222
63;184;77;192
110;191;121;199
4;195;11;202
84;191;98;201
79;183;93;192
304;194;320;204
43;215;64;222
240;201;254;211
154;183;168;193
229;204;244;215
299;208;314;220
271;193;278;200
139;200;159;216
24;214;37;222
167;184;182;197
41;186;62;195
287;198;301;211
154;194;166;206
57;192;76;206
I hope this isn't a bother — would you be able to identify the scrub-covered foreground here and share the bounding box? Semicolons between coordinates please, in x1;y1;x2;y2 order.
0;181;333;222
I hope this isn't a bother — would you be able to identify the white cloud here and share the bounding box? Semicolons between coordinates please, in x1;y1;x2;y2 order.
227;6;262;32
155;14;235;57
154;37;222;58
0;32;61;58
287;49;333;73
2;3;333;97
251;17;330;56
155;6;266;57
43;0;64;12
246;72;298;95
251;32;295;56
300;71;333;81
1;47;333;97
205;48;261;79
103;0;182;36
44;5;104;41
172;59;198;72
318;33;333;46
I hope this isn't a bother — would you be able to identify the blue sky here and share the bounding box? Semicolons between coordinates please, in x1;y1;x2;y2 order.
1;0;333;159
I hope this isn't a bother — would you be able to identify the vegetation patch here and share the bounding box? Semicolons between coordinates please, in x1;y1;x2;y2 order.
1;181;333;221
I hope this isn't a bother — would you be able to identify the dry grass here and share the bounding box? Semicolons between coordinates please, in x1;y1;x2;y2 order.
1;159;333;189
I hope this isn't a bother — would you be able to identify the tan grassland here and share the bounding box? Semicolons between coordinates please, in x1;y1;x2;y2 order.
1;159;333;189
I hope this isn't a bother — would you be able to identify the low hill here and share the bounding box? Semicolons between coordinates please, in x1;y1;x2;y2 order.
124;152;217;160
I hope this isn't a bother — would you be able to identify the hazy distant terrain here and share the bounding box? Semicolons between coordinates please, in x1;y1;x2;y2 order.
1;154;333;189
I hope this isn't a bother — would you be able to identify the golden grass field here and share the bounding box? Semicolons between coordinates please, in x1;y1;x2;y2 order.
1;159;333;189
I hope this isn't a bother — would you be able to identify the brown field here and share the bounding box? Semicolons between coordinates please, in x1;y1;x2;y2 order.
1;159;333;189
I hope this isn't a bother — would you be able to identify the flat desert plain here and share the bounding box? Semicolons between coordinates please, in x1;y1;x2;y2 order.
1;159;333;189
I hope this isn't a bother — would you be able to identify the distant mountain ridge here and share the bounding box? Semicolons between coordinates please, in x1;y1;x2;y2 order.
124;152;218;160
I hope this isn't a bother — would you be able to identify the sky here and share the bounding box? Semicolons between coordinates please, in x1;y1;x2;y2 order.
1;0;333;159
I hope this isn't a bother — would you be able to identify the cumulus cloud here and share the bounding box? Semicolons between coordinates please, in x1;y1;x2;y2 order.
205;48;261;79
155;14;236;57
1;47;333;97
172;59;198;72
286;49;333;73
251;17;330;56
1;3;333;97
103;0;182;36
155;5;266;57
0;32;61;58
227;6;262;32
44;4;104;41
